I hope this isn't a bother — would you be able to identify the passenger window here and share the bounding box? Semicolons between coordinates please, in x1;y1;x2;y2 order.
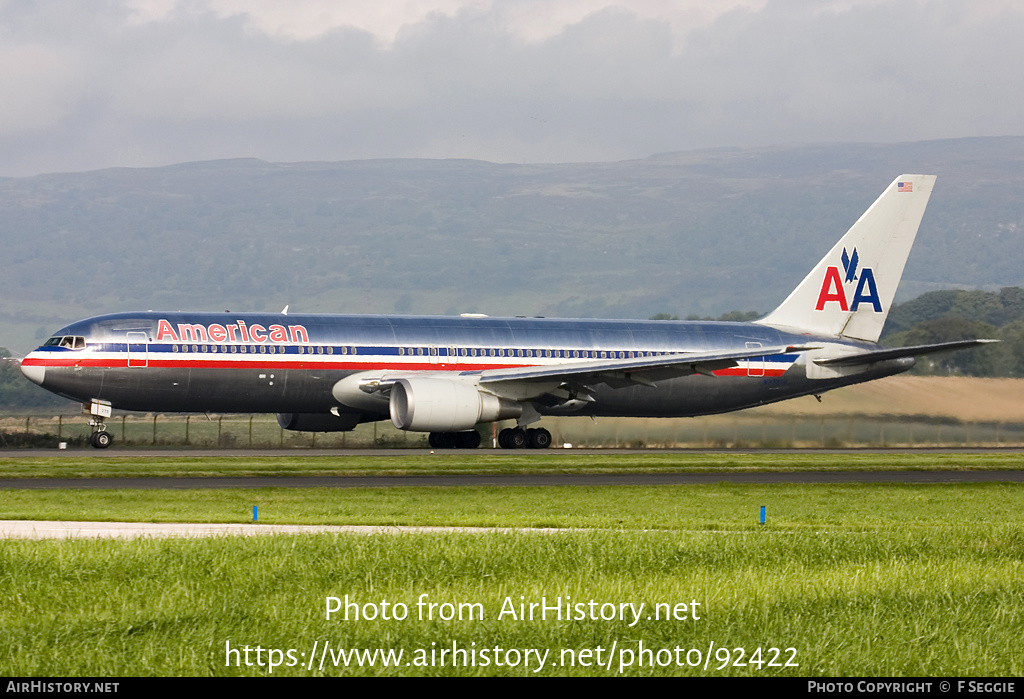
327;346;333;354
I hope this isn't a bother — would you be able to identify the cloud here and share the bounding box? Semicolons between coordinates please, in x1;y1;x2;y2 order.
0;0;1021;175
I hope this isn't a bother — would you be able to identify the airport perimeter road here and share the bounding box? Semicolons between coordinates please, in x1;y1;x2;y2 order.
2;470;1024;489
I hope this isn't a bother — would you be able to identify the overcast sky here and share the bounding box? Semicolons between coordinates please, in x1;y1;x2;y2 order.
0;0;1021;177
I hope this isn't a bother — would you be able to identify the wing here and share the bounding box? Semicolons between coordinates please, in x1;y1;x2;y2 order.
339;344;797;413
473;344;793;389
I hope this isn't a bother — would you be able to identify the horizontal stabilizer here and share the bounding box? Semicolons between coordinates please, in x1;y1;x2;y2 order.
813;339;998;368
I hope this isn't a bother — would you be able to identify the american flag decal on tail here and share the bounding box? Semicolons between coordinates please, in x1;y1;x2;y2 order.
898;181;913;192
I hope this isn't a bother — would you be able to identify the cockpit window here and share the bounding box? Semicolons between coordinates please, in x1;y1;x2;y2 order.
45;336;85;349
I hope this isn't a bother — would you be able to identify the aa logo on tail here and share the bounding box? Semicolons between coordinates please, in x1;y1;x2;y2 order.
814;247;882;312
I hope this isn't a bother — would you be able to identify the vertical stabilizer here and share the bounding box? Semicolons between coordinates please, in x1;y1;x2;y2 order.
755;174;936;342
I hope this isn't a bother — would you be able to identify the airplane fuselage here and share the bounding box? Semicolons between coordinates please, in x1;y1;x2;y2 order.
21;311;908;419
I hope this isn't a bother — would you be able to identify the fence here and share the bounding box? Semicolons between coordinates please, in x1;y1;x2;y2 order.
3;412;1024;449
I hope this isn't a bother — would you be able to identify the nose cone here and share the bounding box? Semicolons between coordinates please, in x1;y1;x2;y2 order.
20;356;45;386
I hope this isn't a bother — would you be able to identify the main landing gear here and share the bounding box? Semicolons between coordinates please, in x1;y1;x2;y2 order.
427;431;482;449
426;427;553;449
498;427;552;450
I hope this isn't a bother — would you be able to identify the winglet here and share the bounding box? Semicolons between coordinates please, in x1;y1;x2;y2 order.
756;175;936;342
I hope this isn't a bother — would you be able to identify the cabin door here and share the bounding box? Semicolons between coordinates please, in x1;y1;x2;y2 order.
127;332;148;368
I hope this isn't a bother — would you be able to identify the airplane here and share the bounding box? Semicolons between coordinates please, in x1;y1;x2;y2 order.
20;173;992;449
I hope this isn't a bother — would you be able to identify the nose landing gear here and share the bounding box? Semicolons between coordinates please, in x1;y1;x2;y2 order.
85;401;113;449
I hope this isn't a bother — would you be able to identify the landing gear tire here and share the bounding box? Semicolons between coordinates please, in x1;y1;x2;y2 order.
456;430;482;449
499;427;551;449
509;428;528;449
428;431;482;449
498;428;528;449
527;428;552;449
90;431;112;449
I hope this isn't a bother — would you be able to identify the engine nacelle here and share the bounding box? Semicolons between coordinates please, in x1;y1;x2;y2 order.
276;412;362;432
389;378;521;432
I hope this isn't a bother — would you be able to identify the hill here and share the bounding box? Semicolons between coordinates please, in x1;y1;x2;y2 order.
2;136;1023;355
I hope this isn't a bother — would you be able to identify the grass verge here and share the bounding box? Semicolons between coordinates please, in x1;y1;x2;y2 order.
1;482;1023;530
2;451;1024;479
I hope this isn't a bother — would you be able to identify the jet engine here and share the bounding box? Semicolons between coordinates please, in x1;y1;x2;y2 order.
389;378;521;432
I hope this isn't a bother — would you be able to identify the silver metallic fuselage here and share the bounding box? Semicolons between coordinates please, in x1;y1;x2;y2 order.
21;311;911;420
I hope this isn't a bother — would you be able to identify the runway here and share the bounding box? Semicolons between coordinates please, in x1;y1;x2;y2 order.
2;470;1024;489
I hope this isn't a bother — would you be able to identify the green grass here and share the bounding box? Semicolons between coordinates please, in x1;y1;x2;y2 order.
2;456;1023;676
2;526;1022;676
1;451;1023;479
2;482;1024;530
